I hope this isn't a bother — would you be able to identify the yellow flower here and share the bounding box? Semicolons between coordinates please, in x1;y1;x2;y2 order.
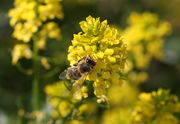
12;44;32;64
41;57;50;69
128;72;148;85
101;108;132;124
12;21;41;42
8;0;37;26
45;81;74;118
38;22;61;49
156;114;179;124
139;92;152;102
108;83;139;106
132;89;180;124
38;0;63;21
8;0;63;43
123;12;171;69
9;0;63;67
68;16;127;101
58;101;73;117
72;83;88;100
45;81;99;120
45;81;71;97
77;102;97;116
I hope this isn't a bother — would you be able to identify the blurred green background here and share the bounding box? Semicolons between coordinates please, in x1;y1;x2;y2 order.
0;0;180;123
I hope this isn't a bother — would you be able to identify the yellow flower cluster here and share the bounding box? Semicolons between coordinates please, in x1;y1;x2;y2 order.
124;12;171;69
107;83;139;106
45;81;97;121
132;89;180;124
120;12;171;88
100;81;139;124
9;0;63;42
45;81;73;118
67;16;127;102
38;22;61;49
9;0;63;64
101;108;132;124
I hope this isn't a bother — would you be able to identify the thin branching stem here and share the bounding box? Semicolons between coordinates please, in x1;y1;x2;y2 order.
32;36;40;111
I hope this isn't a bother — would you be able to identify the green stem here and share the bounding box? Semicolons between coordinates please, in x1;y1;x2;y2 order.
32;36;40;111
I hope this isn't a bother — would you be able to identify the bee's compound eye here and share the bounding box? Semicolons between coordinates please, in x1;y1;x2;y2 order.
86;59;96;66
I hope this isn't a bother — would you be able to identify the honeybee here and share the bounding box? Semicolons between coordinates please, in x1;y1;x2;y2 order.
59;55;96;80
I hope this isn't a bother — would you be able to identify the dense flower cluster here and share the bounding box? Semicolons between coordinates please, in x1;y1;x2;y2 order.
8;0;63;42
67;16;127;102
132;89;180;124
123;12;171;69
120;12;171;89
9;0;63;64
45;81;73;118
45;81;97;121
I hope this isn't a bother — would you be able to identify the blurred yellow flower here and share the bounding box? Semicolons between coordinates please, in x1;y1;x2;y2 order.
45;81;71;97
38;0;63;21
45;81;98;120
41;57;50;69
9;0;63;43
72;84;88;100
38;22;61;49
9;0;63;65
101;108;132;124
58;101;73;117
108;83;139;106
77;102;97;117
12;44;32;65
12;21;41;42
124;12;171;69
45;81;74;118
132;89;180;124
127;71;148;85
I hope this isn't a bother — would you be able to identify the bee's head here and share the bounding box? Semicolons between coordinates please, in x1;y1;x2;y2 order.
86;56;96;66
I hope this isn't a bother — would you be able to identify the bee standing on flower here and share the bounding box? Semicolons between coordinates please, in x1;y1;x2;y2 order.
59;55;96;80
65;16;127;101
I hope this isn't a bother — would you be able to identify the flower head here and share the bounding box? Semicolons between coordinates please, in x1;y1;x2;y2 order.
45;81;73;118
132;89;180;124
9;0;63;64
8;0;63;43
68;16;127;102
124;12;171;69
45;81;98;120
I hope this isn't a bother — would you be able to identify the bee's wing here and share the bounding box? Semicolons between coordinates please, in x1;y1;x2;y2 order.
59;70;68;80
